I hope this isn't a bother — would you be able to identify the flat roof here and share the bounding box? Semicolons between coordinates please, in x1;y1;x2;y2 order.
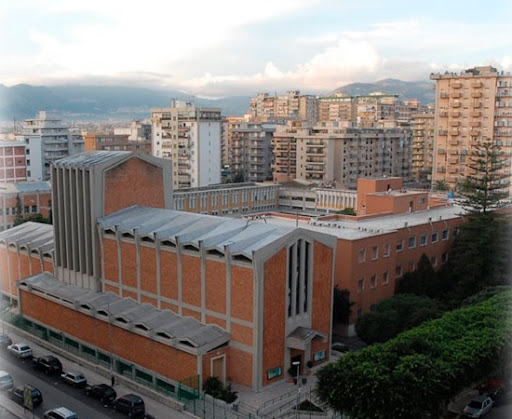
261;204;463;240
0;181;51;194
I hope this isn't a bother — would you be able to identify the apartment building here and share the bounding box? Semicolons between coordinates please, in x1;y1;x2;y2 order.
113;120;152;142
0;181;51;231
151;100;222;189
292;123;412;189
223;117;275;182
431;66;512;192
411;113;435;185
0;151;335;393
84;132;151;153
272;121;301;183
0;141;26;182
22;111;84;181
317;95;356;122
249;91;318;124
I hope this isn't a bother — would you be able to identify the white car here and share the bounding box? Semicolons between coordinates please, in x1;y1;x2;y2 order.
0;370;14;390
61;371;87;388
7;343;32;358
43;407;79;419
463;395;493;418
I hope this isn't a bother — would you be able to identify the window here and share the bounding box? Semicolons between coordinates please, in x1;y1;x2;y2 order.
31;205;37;213
357;277;365;292
371;246;378;260
358;248;366;263
395;265;403;278
430;256;438;267
432;231;439;243
442;252;449;263
370;274;377;289
314;350;326;362
442;229;449;240
396;240;404;252
383;243;390;257
420;233;427;246
382;271;390;285
408;236;416;248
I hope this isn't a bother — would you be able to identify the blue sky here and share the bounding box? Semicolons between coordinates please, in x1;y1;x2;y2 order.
1;0;511;97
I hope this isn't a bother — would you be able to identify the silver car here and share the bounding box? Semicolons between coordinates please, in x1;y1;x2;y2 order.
463;395;493;418
7;343;32;358
0;370;14;390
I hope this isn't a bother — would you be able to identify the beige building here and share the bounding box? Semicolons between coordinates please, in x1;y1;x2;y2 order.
151;100;222;189
222;117;275;182
431;66;512;192
411;112;435;185
249;91;318;124
274;121;412;189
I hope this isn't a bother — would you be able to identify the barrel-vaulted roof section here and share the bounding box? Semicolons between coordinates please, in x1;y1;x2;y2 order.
18;273;229;353
0;222;54;253
98;205;299;260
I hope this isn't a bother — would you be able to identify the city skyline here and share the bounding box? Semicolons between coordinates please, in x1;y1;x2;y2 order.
1;0;511;97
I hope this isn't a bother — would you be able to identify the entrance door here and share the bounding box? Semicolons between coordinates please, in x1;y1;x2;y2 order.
290;354;302;375
212;356;225;384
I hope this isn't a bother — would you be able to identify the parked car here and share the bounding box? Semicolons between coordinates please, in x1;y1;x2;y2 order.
7;342;32;359
85;383;117;404
33;355;63;375
0;334;12;349
61;371;87;388
0;370;14;390
112;394;145;417
8;385;43;408
463;395;493;418
43;407;79;419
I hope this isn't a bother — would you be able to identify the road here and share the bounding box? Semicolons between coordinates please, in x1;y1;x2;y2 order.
487;400;512;419
0;349;129;419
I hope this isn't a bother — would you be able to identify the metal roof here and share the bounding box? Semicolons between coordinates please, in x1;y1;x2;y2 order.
19;273;230;352
53;151;130;167
0;222;54;253
98;205;297;259
0;181;51;194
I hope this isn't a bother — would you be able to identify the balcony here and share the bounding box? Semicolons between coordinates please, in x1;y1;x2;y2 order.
471;91;483;98
449;139;459;146
451;92;462;99
471;81;483;88
471;101;482;108
439;111;448;117
449;149;459;155
450;130;460;136
440;92;449;98
436;167;446;173
439;129;448;136
450;121;460;127
437;149;446;154
448;158;459;164
452;81;462;89
470;121;480;127
450;111;460;118
450;101;461;108
470;129;480;136
471;111;481;117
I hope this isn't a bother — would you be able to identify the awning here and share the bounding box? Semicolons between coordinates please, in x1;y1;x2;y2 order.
286;326;327;351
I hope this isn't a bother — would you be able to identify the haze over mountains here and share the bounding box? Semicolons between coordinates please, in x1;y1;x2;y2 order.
0;79;434;122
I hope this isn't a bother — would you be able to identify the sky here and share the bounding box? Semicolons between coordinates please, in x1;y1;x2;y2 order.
1;0;511;97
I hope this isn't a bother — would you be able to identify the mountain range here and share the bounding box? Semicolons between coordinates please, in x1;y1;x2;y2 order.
0;79;435;122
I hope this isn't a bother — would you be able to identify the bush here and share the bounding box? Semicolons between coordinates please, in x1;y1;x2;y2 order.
203;377;237;404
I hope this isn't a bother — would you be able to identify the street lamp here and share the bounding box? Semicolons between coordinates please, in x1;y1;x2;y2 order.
292;361;300;419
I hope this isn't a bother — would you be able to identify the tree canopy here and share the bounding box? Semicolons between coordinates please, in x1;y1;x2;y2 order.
316;291;512;419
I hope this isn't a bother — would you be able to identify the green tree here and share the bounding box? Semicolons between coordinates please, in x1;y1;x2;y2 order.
316;291;512;419
337;207;356;216
433;179;449;191
355;294;443;344
458;138;509;214
14;194;23;223
396;254;437;297
13;213;52;227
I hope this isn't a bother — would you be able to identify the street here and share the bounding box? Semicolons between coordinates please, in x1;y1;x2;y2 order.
0;349;128;418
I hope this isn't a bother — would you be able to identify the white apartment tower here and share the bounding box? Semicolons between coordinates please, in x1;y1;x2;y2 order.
22;111;84;182
151;100;222;189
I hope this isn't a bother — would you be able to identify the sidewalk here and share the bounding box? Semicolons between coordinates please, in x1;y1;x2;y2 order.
1;322;194;419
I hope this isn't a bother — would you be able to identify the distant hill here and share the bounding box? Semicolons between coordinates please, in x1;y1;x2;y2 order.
333;78;435;104
0;84;252;121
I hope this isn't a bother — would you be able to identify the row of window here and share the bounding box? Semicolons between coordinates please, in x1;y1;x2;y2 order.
357;253;449;292
0;205;38;216
358;228;454;263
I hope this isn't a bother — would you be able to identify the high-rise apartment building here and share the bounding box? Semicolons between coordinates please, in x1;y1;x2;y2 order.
0;141;27;182
22;111;84;182
273;121;412;189
223;117;275;182
411;112;435;185
249;91;317;124
431;66;512;192
151;100;222;189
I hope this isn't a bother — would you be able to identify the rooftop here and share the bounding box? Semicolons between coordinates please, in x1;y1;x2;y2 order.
19;272;230;353
259;204;463;241
53;150;130;167
98;205;298;259
0;222;54;253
